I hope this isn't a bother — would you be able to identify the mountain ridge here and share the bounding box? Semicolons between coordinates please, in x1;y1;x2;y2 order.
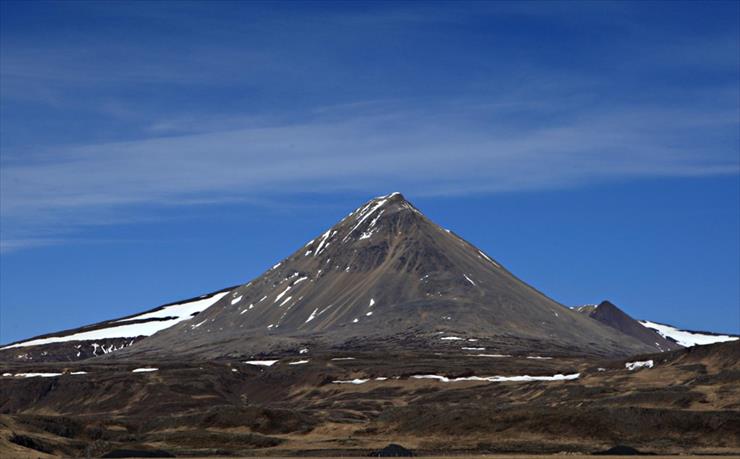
6;193;732;362
116;192;655;358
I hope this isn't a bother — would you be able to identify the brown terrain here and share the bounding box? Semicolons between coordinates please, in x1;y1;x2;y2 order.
1;340;739;457
1;193;738;457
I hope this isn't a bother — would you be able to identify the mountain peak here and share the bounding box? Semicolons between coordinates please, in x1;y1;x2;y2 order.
352;191;416;217
574;300;682;352
118;194;660;359
376;191;404;201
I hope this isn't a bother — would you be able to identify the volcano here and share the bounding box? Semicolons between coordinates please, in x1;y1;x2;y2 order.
118;192;655;359
3;193;738;457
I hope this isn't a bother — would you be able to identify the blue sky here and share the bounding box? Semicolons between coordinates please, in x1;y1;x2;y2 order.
1;1;738;343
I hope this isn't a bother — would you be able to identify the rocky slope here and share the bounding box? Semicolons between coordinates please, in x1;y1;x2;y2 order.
121;193;655;358
573;301;682;352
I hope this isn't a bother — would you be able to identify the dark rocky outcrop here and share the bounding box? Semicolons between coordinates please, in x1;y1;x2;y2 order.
370;443;414;456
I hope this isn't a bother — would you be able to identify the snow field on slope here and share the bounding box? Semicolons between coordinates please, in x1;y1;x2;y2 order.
1;291;230;349
639;321;738;347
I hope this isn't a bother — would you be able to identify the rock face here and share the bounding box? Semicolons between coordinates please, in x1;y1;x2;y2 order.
370;443;414;457
573;301;683;352
122;192;655;358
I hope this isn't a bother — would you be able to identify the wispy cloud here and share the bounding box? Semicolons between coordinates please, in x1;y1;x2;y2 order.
2;97;737;251
1;1;737;251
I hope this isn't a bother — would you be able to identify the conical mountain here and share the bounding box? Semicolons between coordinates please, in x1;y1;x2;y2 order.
124;193;656;358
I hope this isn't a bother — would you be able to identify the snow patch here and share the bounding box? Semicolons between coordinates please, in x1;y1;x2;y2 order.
625;360;654;371
2;292;230;350
13;372;63;378
113;291;230;324
412;373;580;383
305;308;319;323
478;250;501;268
131;368;158;373
314;229;332;256
279;296;293;307
3;291;229;350
274;286;291;303
344;198;388;242
639;320;738;347
332;378;368;384
244;360;278;367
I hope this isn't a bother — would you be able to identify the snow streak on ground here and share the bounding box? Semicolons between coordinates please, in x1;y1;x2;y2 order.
10;372;64;378
331;373;580;384
3;371;87;377
244;360;279;366
411;373;580;383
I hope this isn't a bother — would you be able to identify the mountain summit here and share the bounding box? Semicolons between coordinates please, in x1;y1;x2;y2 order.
123;192;655;358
